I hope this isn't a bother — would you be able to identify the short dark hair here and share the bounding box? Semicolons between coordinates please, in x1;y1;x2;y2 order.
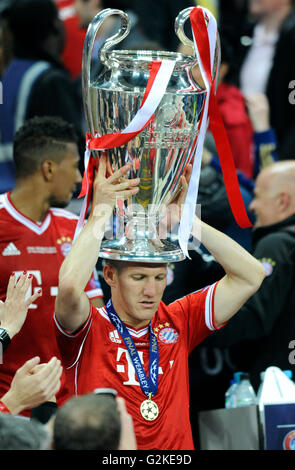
102;0;135;10
53;394;121;450
13;115;78;179
3;0;59;44
104;259;168;274
104;259;131;274
0;414;50;450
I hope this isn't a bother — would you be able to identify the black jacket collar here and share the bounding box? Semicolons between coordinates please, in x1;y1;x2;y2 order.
252;214;295;244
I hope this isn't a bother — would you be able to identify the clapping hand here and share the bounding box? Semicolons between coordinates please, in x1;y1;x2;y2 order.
0;272;41;339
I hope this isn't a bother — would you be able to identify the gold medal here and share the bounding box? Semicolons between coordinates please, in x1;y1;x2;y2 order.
140;394;159;421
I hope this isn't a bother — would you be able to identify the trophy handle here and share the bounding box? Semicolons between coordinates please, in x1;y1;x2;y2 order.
174;7;195;50
174;7;220;92
82;8;130;135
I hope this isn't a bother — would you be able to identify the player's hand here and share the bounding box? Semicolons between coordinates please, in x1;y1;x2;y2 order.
161;164;192;233
90;153;140;220
117;396;137;450
245;93;270;132
0;272;42;339
0;356;62;414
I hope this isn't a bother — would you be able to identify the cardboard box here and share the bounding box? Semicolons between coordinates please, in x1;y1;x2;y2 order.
198;405;262;450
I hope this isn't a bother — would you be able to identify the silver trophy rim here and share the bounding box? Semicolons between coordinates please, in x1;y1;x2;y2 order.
99;240;185;263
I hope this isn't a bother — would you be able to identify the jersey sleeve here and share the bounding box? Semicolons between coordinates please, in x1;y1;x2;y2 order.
54;306;94;369
168;282;222;353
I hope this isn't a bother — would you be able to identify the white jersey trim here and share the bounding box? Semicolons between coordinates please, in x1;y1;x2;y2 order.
53;311;93;371
67;319;92;370
205;283;217;331
53;311;91;339
168;282;218;331
2;193;51;235
96;306;149;338
51;207;79;220
86;288;104;299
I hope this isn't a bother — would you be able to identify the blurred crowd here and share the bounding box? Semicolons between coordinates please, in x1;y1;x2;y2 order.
1;0;295;451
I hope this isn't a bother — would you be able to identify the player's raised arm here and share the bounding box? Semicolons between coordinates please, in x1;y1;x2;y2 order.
191;217;265;327
55;155;140;333
168;166;265;328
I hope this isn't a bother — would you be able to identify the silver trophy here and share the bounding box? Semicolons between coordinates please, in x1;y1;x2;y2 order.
82;7;220;262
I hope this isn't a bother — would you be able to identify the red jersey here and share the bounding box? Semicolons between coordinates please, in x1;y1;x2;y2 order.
55;0;85;78
0;192;103;410
54;282;221;450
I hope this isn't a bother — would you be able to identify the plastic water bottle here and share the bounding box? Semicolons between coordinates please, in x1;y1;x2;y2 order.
235;372;256;407
225;379;238;409
256;372;265;406
233;371;243;384
257;370;293;406
283;370;293;380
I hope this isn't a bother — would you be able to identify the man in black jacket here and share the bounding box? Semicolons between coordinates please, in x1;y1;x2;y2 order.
237;0;295;159
186;161;295;447
206;160;295;392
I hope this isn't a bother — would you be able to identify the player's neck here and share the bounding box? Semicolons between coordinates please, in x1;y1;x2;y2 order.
10;183;50;222
111;298;151;331
261;5;291;33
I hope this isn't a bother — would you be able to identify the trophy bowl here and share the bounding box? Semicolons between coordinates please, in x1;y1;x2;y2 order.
82;8;219;262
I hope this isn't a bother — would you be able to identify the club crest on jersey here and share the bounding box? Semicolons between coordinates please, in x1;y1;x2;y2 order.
57;236;72;257
259;257;276;276
154;322;179;344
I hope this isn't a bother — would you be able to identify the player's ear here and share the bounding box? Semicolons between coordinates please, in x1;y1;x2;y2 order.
277;191;290;212
41;159;57;182
103;264;118;288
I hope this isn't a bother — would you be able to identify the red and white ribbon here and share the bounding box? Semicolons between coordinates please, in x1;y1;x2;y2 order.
178;6;252;258
73;132;94;240
74;59;176;240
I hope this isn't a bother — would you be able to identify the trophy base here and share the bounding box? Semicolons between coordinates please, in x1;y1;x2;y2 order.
99;237;185;263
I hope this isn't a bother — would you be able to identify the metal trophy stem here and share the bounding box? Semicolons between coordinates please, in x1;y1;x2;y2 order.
102;212;184;262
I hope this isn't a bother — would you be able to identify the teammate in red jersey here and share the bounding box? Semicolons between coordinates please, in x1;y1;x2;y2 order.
0;116;104;414
54;155;265;449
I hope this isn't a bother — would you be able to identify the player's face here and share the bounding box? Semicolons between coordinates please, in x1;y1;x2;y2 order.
249;0;286;17
110;264;168;329
49;143;82;208
249;171;279;227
